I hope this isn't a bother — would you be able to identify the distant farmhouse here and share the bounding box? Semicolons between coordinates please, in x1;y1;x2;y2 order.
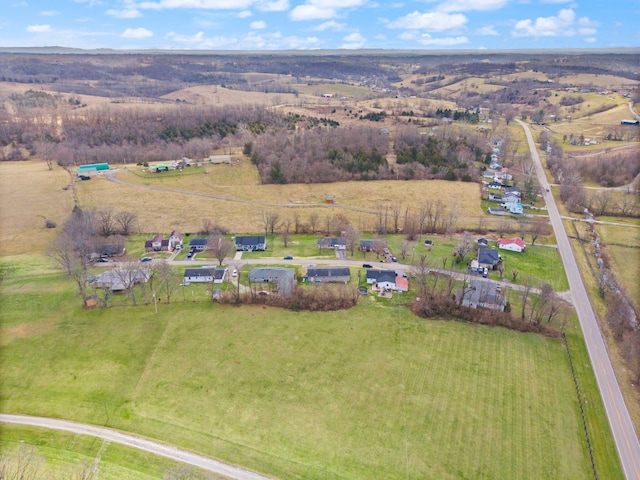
92;268;150;292
498;237;526;253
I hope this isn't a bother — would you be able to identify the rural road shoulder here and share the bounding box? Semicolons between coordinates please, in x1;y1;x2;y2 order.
0;414;272;480
517;119;640;480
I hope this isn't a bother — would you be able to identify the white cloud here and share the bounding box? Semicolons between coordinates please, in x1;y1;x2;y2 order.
512;8;578;37
437;0;507;13
107;7;142;18
312;20;346;31
388;11;467;31
237;10;252;17
40;10;60;16
140;0;255;10
26;24;52;33
417;35;469;45
250;20;267;29
476;25;499;36
165;30;321;49
583;37;596;43
290;4;336;20
340;32;366;49
290;0;367;21
256;0;289;11
122;27;153;38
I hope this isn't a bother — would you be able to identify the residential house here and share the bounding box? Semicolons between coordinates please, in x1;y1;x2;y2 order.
235;235;267;251
477;237;489;247
487;192;503;202
504;186;522;198
457;280;506;311
92;268;150;292
169;230;183;250
249;267;295;296
501;193;521;204
317;237;346;250
498;237;526;253
365;269;396;290
501;202;523;215
487;181;503;190
151;234;164;251
477;246;501;270
307;267;350;284
359;239;387;253
487;207;509;216
183;267;228;283
189;238;209;251
395;276;409;292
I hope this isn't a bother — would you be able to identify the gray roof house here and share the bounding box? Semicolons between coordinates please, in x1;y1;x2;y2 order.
458;280;506;311
477;246;501;269
307;267;351;284
189;238;209;251
317;237;346;250
365;269;396;290
235;235;267;251
249;267;296;296
184;267;227;283
92;268;150;291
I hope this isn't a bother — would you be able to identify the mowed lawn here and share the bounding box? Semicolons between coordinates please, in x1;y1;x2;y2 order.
0;271;600;480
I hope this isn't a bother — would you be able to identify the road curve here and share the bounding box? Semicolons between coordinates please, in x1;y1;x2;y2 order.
517;119;640;480
0;414;272;480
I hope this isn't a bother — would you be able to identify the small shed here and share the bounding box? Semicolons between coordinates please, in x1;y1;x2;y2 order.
325;195;335;204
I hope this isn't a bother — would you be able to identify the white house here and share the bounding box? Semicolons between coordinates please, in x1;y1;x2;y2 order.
497;237;526;253
183;267;228;283
501;202;523;215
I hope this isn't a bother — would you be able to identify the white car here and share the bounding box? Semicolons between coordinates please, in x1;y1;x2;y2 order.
232;269;238;277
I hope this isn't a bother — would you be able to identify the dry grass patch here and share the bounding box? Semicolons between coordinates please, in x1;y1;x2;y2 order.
0;161;75;255
160;85;309;107
76;163;483;234
554;74;639;89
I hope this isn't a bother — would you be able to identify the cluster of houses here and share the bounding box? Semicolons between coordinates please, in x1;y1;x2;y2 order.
145;230;184;252
486;185;523;216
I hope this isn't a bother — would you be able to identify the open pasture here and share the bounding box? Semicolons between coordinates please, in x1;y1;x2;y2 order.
0;269;617;480
75;161;484;237
0;161;75;256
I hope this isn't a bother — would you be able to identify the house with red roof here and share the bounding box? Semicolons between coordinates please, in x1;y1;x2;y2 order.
497;237;526;253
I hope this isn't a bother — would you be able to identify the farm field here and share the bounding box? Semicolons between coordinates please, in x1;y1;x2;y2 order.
74;161;484;236
0;267;621;479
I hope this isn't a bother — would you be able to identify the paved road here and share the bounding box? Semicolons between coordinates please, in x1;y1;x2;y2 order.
0;414;272;480
517;119;640;480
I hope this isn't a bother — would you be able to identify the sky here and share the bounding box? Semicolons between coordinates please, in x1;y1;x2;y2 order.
1;0;638;51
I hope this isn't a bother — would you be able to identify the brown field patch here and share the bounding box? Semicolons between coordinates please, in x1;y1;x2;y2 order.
554;74;639;89
75;161;483;235
0;161;75;256
1;320;55;345
161;85;310;107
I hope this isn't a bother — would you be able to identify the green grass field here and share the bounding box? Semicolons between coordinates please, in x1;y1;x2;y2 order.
0;425;215;480
0;263;622;479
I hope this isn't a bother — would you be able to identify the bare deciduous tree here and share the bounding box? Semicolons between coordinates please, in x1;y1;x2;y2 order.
308;212;319;234
115;210;138;236
207;237;234;266
452;231;473;264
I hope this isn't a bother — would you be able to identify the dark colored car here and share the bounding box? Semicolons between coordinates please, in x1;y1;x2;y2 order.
363;263;373;268
283;255;293;260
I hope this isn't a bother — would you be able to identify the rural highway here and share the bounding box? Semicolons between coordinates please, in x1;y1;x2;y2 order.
0;414;272;480
517;119;640;480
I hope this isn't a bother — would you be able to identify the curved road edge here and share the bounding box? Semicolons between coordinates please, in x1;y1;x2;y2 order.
516;119;640;480
0;414;272;480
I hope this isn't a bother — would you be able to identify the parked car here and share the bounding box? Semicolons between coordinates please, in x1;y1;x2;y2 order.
363;263;373;268
283;255;293;260
232;269;238;277
140;257;152;262
186;253;193;258
97;258;109;263
179;282;190;287
391;257;398;262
